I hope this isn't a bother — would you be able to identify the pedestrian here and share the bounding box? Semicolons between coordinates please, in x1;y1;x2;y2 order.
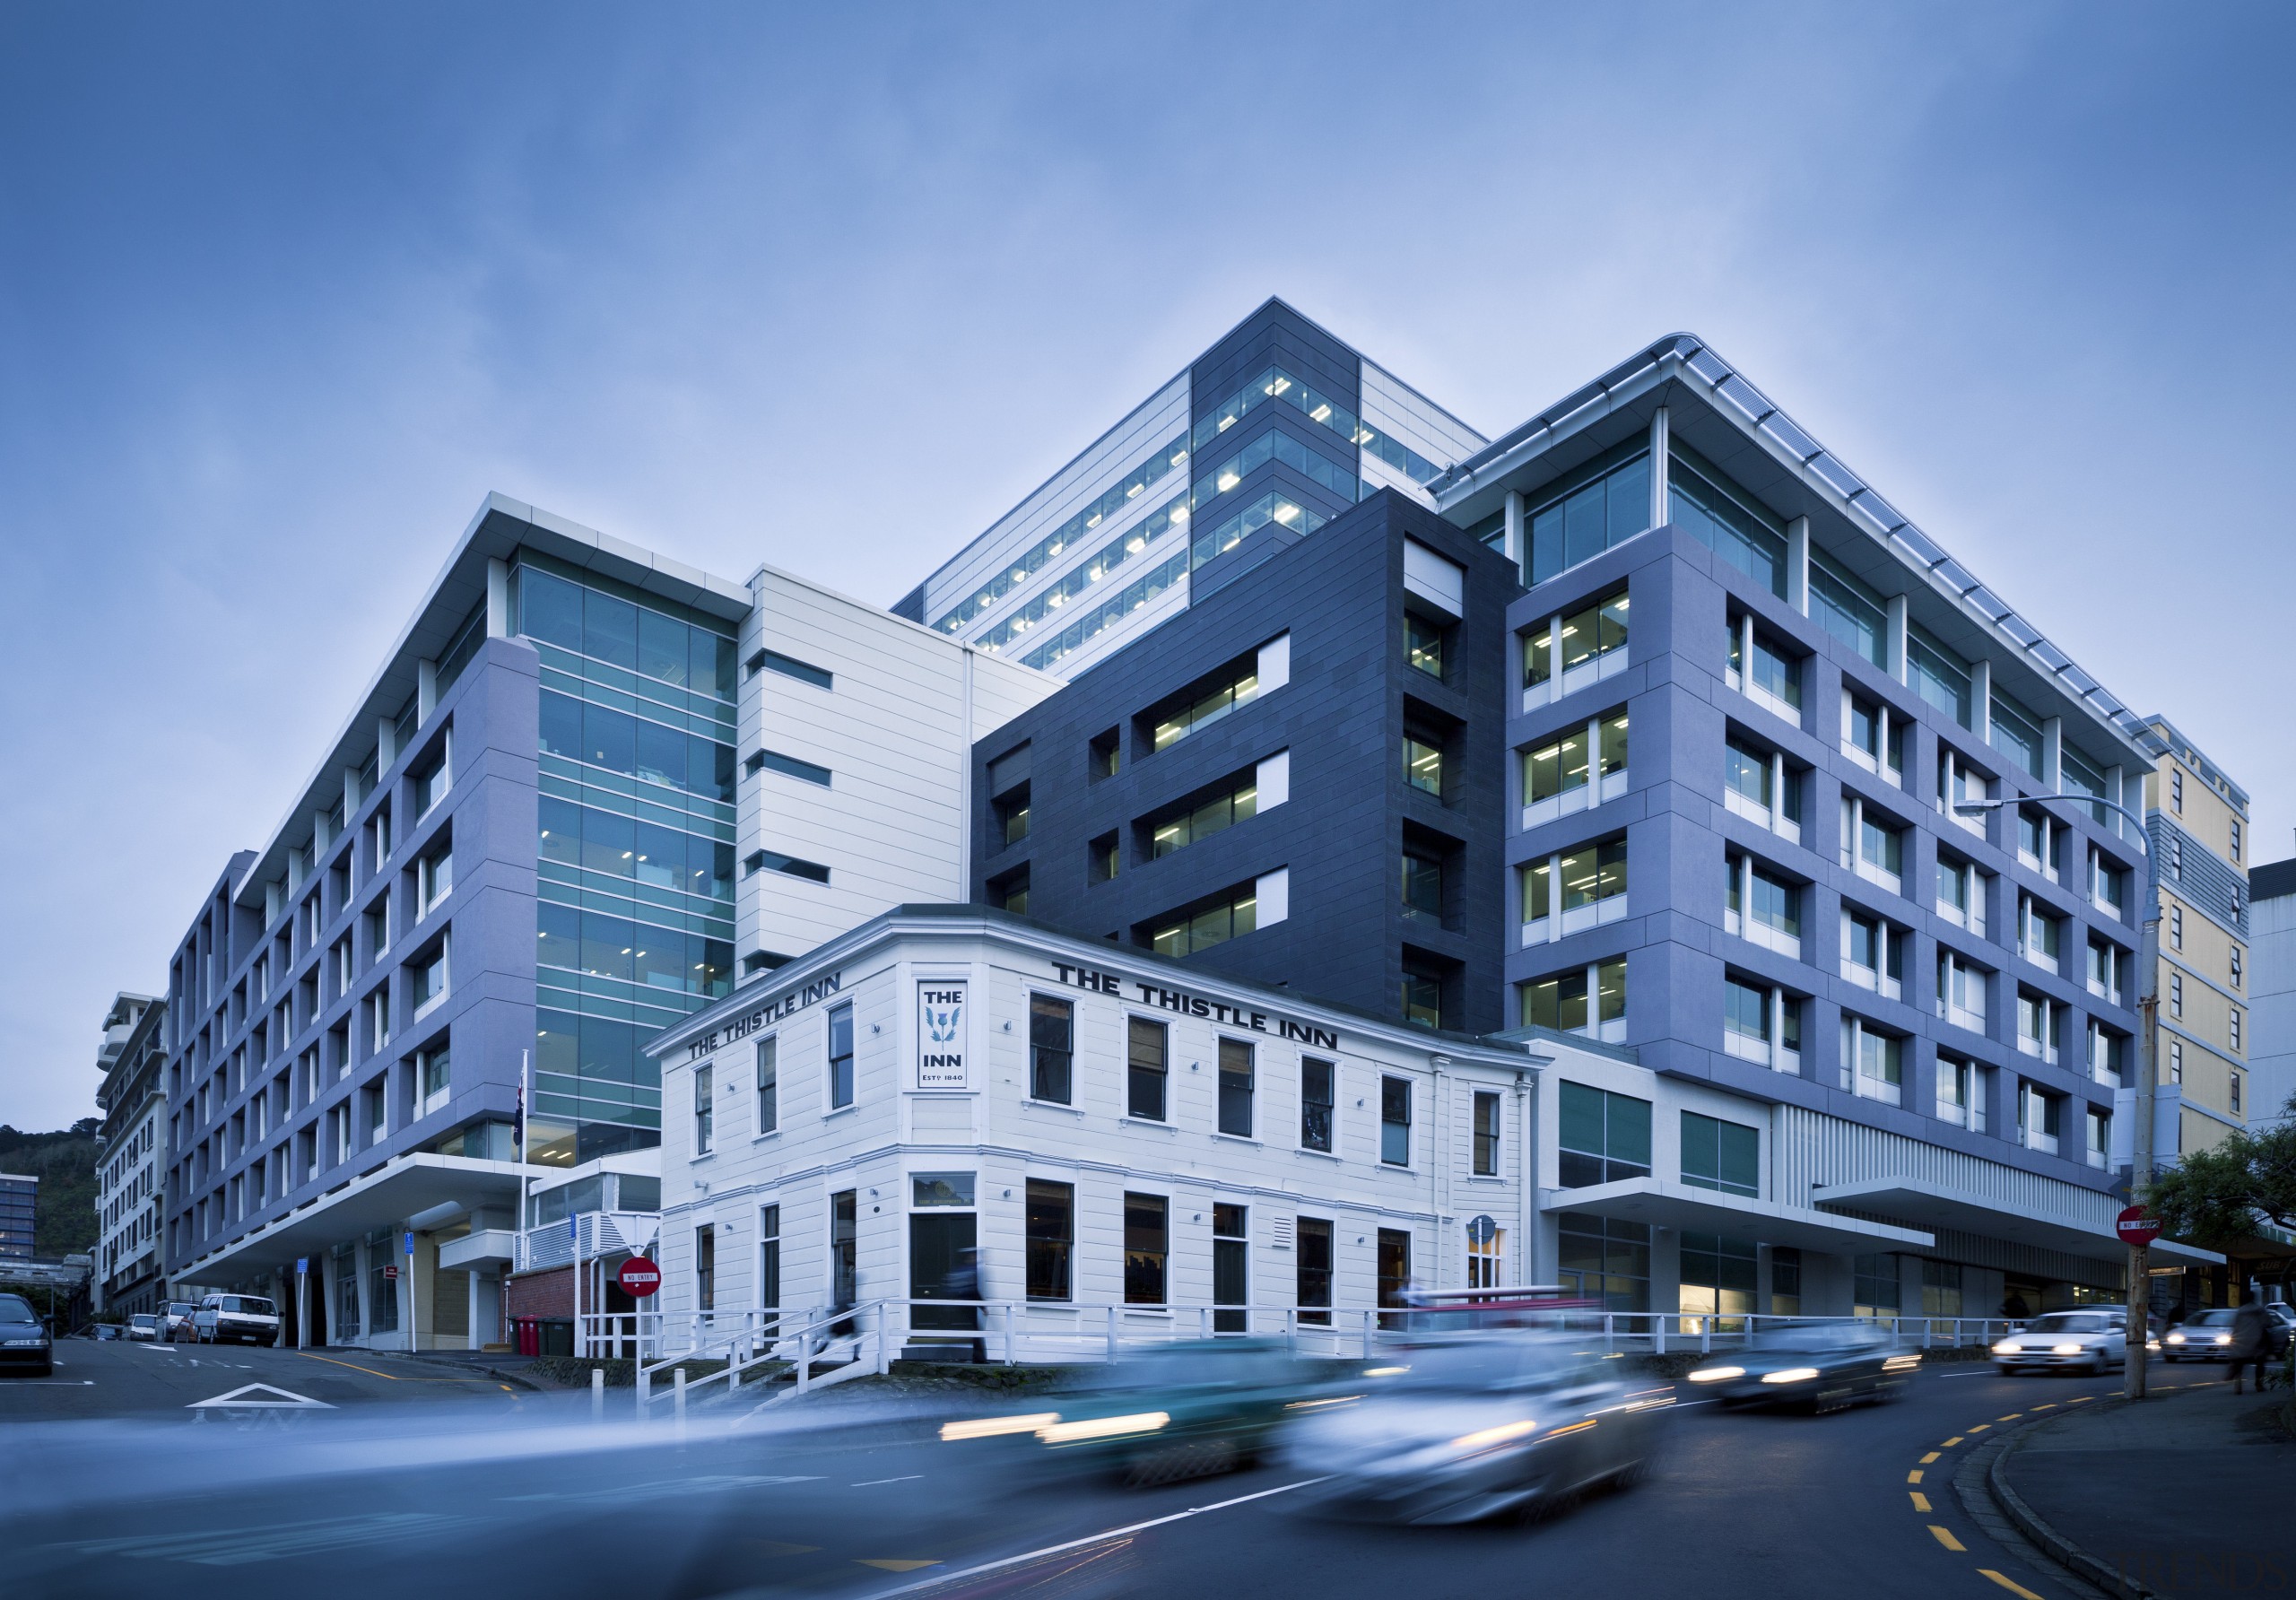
2227;1295;2270;1395
946;1248;986;1364
2001;1291;2031;1322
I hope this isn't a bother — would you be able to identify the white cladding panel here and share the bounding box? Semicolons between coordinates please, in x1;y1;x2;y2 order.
738;569;1057;963
1257;749;1291;811
1403;539;1465;615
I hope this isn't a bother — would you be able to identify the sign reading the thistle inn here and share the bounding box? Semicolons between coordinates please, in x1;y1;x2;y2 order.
918;980;968;1089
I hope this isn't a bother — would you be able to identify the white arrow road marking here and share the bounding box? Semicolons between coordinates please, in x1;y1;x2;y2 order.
64;1512;484;1566
187;1382;335;1409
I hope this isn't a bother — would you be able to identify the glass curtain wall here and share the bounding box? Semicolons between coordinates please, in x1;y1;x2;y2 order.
516;555;739;1165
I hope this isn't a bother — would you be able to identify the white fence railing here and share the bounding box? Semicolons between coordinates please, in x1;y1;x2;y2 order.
586;1300;2030;1394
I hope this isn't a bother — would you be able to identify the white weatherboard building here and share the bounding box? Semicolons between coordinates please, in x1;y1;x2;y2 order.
639;908;2220;1355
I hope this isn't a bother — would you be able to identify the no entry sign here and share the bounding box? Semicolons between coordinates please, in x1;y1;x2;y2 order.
2117;1205;2161;1248
617;1257;663;1299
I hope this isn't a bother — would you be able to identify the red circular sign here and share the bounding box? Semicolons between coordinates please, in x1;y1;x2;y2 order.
2117;1205;2162;1248
617;1257;663;1298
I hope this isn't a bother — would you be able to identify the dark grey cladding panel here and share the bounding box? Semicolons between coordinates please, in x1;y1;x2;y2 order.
972;487;1519;1034
1190;300;1361;426
890;584;926;623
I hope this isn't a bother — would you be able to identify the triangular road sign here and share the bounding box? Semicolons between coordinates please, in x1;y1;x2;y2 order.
187;1382;335;1409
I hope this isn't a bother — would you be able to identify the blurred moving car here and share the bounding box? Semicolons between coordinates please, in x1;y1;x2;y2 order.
1992;1310;2130;1374
91;1323;122;1341
1283;1334;1669;1525
192;1293;281;1347
941;1339;1316;1486
2161;1309;2249;1362
125;1313;162;1343
0;1292;54;1376
161;1301;198;1342
1686;1320;1920;1409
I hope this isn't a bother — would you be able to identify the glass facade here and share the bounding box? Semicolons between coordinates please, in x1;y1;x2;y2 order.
1525;447;1650;586
516;558;738;1164
1670;452;1787;598
1193;365;1444;485
1808;551;1888;668
973;492;1189;657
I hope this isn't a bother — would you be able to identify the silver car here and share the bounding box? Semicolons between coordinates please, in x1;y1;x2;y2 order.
1993;1310;2127;1374
1283;1335;1670;1526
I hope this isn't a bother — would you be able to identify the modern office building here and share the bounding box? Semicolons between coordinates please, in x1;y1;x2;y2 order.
93;992;169;1316
970;485;1518;1034
2248;857;2296;1129
894;299;1489;681
2137;717;2251;1154
0;1172;34;1260
159;494;1052;1348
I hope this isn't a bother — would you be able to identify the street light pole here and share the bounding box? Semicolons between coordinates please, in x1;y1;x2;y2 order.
1957;790;2159;1398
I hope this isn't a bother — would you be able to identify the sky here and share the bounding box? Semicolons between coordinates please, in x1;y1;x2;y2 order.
2;2;2290;1132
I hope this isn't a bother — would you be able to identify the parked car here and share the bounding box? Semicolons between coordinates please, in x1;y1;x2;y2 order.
1993;1310;2131;1375
0;1292;54;1377
1688;1319;1921;1408
161;1301;198;1342
1283;1333;1671;1525
192;1293;281;1347
91;1322;122;1341
126;1313;163;1343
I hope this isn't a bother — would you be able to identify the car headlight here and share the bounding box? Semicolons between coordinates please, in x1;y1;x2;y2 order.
1036;1411;1169;1444
2215;1335;2233;1345
2166;1334;2185;1343
940;1413;1058;1440
1687;1366;1744;1383
2053;1343;2084;1355
1451;1419;1541;1451
1761;1367;1821;1384
3;1337;45;1348
1994;1341;2022;1354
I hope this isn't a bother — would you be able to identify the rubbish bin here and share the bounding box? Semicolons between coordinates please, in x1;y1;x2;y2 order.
513;1316;541;1357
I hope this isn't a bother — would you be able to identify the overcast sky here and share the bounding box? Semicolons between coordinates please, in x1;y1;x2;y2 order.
4;3;2289;1131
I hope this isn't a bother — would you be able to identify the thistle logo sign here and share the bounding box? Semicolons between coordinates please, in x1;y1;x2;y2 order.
918;981;968;1088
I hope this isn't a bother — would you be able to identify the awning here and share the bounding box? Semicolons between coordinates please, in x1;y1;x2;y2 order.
1809;1177;2224;1267
1544;1177;1933;1253
180;1154;526;1283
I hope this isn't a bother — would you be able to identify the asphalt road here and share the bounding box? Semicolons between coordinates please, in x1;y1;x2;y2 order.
1;1355;2158;1600
0;1335;532;1418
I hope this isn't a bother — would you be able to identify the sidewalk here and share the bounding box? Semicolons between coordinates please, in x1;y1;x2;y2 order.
1994;1378;2292;1597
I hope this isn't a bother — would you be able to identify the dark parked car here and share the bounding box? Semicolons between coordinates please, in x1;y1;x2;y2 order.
0;1293;54;1376
1686;1319;1921;1409
1283;1334;1671;1525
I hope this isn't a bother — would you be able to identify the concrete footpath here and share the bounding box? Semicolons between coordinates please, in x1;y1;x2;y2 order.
1993;1377;2293;1598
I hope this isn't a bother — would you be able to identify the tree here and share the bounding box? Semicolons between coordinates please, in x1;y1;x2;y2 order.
2143;1093;2296;1285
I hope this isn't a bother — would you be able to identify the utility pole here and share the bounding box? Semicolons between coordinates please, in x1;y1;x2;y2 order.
1958;791;2158;1397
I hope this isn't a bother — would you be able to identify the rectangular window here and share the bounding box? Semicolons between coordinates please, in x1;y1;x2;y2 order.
1989;691;2045;780
757;1204;781;1315
1906;624;1972;728
1217;1038;1255;1137
1123;1193;1168;1306
826;1002;855;1109
1473;1091;1501;1176
1377;1229;1413;1324
996;787;1031;846
1150;774;1257;858
1807;551;1889;667
1935;1056;1989;1131
747;748;832;787
1379;1075;1412;1166
1147;883;1257;958
2230;818;2241;861
1402;849;1445;926
745;849;831;884
1029;996;1074;1105
419;847;453;916
754;1037;778;1135
1526;448;1651;584
1404;734;1443;797
1557;1210;1652;1312
1295;1216;1334;1326
754;649;832;691
1679;1232;1759;1319
411;936;450;1013
695;1224;716;1312
2170;972;2184;1018
2170;1040;2185;1083
1681;1111;1760;1197
1300;1057;1335;1152
1089;831;1118;883
1152;658;1262;752
1090;728;1120;780
1405;613;1447;679
2170;905;2184;949
1853;1254;1900;1318
1213;1203;1248;1333
692;1064;713;1154
361;1079;387;1147
2231;1008;2242;1051
419;1043;450;1116
1126;1017;1167;1121
1672;454;1787;596
1025;1179;1073;1301
1844;1016;1904;1104
1558;1081;1654;1187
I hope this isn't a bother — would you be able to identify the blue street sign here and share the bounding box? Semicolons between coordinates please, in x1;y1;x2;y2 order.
404;1231;414;1257
296;1257;308;1275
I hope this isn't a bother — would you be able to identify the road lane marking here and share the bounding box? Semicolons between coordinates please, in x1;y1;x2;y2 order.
1979;1570;2045;1599
853;1476;924;1487
2031;1403;2056;1411
1909;1492;1931;1512
1929;1526;1966;1552
2068;1396;2092;1404
852;1478;1325;1599
1968;1424;1990;1433
1906;1469;1923;1484
1919;1451;1940;1464
1996;1413;2022;1421
294;1351;497;1384
1942;1436;1964;1447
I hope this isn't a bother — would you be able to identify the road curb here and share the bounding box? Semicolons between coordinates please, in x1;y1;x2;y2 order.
1983;1399;2156;1600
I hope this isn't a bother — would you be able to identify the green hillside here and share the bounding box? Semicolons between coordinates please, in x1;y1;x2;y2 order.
0;1119;100;1258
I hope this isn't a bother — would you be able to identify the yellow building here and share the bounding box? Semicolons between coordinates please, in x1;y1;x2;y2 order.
2140;717;2251;1157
